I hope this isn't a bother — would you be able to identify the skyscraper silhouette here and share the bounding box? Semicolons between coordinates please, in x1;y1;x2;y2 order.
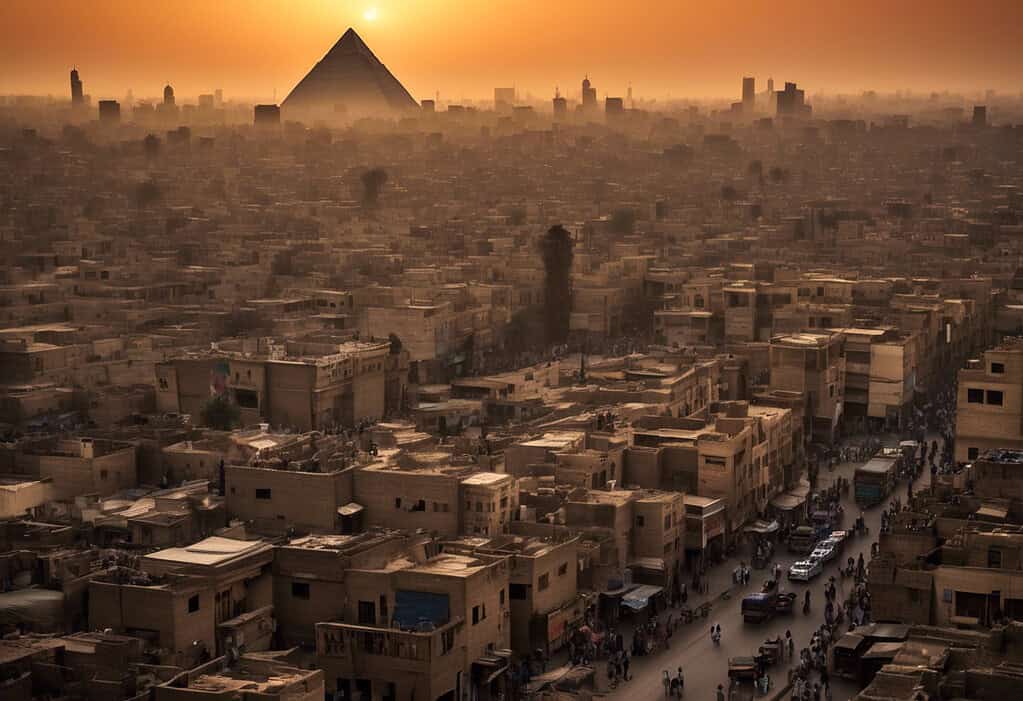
70;69;83;106
163;84;175;106
581;76;597;111
742;76;755;112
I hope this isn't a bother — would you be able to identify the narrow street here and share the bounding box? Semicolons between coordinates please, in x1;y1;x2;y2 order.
601;437;934;700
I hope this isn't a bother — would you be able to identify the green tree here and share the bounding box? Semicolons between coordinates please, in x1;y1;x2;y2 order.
201;394;240;431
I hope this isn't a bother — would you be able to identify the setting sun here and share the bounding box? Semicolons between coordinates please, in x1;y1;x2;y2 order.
363;6;378;22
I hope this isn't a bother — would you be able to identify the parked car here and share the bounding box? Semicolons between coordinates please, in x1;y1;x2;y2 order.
788;559;823;581
811;542;837;563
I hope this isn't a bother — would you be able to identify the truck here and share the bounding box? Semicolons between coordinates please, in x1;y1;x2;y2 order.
854;456;897;507
787;525;817;555
741;583;797;623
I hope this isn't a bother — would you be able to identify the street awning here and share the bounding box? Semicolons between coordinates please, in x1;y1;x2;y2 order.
771;493;804;510
621;585;663;611
629;557;666;572
744;519;780;535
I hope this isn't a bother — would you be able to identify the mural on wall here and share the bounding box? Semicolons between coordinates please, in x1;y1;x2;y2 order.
210;360;230;397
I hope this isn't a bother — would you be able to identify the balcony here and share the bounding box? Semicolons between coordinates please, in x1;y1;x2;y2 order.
317;618;464;673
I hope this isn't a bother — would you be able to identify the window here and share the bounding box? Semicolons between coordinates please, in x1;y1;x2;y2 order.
291;582;310;599
664;514;671;529
255;488;271;500
472;605;481;624
989;548;1003;568
558;563;568;577
509;583;528;600
100;469;109;479
188;594;200;613
357;601;376;625
499;589;505;605
235;388;258;409
635;515;645;527
538;573;550;591
987;390;1004;406
967;388;984;404
395;497;402;508
968;447;980;461
991;363;1005;374
379;595;388;621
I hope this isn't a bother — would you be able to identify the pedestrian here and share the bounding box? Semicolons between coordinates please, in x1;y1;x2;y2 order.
717;684;726;701
622;652;630;681
676;666;684;695
663;671;671;697
786;630;794;660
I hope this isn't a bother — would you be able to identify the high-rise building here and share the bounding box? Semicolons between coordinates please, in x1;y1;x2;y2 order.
420;99;435;113
163;84;175;106
973;105;987;128
214;88;223;107
98;100;121;124
552;88;567;118
254;104;281;127
198;94;214;110
742;76;755;112
776;81;809;117
494;87;515;112
70;69;84;106
581;76;597;110
605;97;624;116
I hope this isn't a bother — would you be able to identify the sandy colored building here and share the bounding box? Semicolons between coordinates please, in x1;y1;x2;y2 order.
316;548;511;701
956;341;1023;462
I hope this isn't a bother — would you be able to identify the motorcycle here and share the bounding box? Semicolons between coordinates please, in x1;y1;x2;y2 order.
711;627;721;646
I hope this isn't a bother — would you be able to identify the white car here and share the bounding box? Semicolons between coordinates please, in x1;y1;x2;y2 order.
788;559;823;581
811;543;837;563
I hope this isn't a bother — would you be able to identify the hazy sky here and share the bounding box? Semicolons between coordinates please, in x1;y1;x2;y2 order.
2;0;1021;102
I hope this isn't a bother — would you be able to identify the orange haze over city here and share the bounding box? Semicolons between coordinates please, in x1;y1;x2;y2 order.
2;0;1021;102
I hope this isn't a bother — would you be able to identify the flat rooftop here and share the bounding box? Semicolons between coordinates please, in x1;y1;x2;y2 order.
144;536;269;567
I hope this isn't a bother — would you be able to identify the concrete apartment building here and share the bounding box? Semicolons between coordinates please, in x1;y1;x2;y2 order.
838;327;918;432
769;331;846;444
316;548;511;701
12;437;136;501
89;537;274;666
156;337;392;431
272;532;412;648
444;533;582;656
352;464;517;537
956;341;1023;462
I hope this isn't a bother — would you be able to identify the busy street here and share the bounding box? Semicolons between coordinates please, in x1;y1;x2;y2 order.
592;433;940;701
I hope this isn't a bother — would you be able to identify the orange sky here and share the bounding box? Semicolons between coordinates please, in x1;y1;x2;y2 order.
1;0;1021;103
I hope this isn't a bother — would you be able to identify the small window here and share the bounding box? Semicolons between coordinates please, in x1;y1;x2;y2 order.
538;573;550;591
989;548;1003;568
395;497;402;508
509;583;527;600
558;562;568;577
987;390;1004;406
255;488;271;500
291;582;310;599
635;515;645;527
968;447;980;461
188;594;199;613
499;589;505;605
100;469;109;479
967;388;984;404
991;363;1005;374
472;605;481;624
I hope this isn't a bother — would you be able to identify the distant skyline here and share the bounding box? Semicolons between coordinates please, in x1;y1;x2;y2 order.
2;0;1022;103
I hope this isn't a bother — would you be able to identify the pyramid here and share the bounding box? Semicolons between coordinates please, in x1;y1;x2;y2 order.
283;28;418;117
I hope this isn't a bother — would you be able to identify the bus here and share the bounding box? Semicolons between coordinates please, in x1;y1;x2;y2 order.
854;456;897;507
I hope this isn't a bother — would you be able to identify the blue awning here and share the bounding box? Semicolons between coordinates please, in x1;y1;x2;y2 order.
392;590;450;631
